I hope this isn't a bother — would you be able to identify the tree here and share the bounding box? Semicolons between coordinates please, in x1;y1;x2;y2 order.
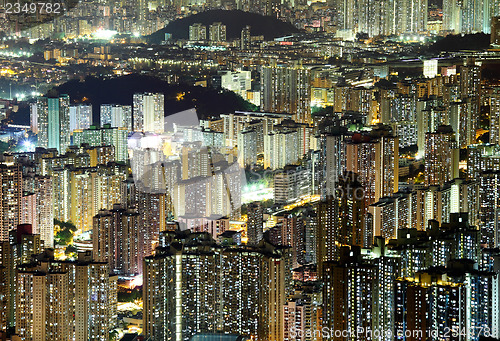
65;244;77;255
54;219;77;245
109;330;119;341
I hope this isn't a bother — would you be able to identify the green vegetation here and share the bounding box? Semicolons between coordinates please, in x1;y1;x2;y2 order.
109;330;119;341
54;219;77;245
399;144;418;156
413;171;425;184
260;199;274;209
477;131;489;144
312;106;333;116
65;244;78;256
118;288;142;302
245;168;273;184
0;141;9;153
427;33;490;52
479;105;490;129
54;74;257;121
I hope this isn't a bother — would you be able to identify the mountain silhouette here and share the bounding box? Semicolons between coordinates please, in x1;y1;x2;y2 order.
147;9;301;43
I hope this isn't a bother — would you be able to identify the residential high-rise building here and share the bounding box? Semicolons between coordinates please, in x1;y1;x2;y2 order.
332;0;357;33
318;128;346;198
450;178;480;226
280;214;305;267
209;22;226;42
122;183;172;256
395;263;495;341
370;238;399;340
16;251;113;341
316;174;370;273
282;289;322;341
395;274;461;340
356;0;389;37
143;231;291;341
479;171;500;247
237;128;258;167
264;130;299;170
391;212;481;276
460;0;491;33
100;104;132;130
189;23;207;41
69;104;92;132
133;93;165;133
30;103;38;134
336;173;368;247
274;165;312;205
0;162;22;241
84;145;116;167
449;98;479;148
316;196;338;273
389;95;418;148
416;99;450;157
100;103;112;126
36;94;71;153
69;163;127;232
73;124;129;161
21;193;36;233
220;112;285;149
247;202;263;245
423;59;438;78
322;247;375;340
443;0;461;32
396;0;429;33
0;225;43;331
424;125;459;186
344;126;399;205
202;128;224;149
262;119;311;170
453;62;481;148
332;0;427;37
467;144;500;179
460;61;481;99
369;191;424;233
240;25;251;49
374;130;399;201
492;16;500;45
173;159;242;223
260;62;311;124
35;176;54;248
301;208;318;264
49;167;72;223
442;0;492;33
220;70;252;96
490;87;500;144
93;204;142;275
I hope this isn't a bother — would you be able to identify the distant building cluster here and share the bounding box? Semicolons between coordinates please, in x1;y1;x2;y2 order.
0;0;498;41
189;22;227;42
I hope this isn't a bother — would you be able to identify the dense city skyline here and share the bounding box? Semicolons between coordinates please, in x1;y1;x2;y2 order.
0;1;500;341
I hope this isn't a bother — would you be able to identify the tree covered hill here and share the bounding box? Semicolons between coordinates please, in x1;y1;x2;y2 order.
52;74;257;124
147;9;301;43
